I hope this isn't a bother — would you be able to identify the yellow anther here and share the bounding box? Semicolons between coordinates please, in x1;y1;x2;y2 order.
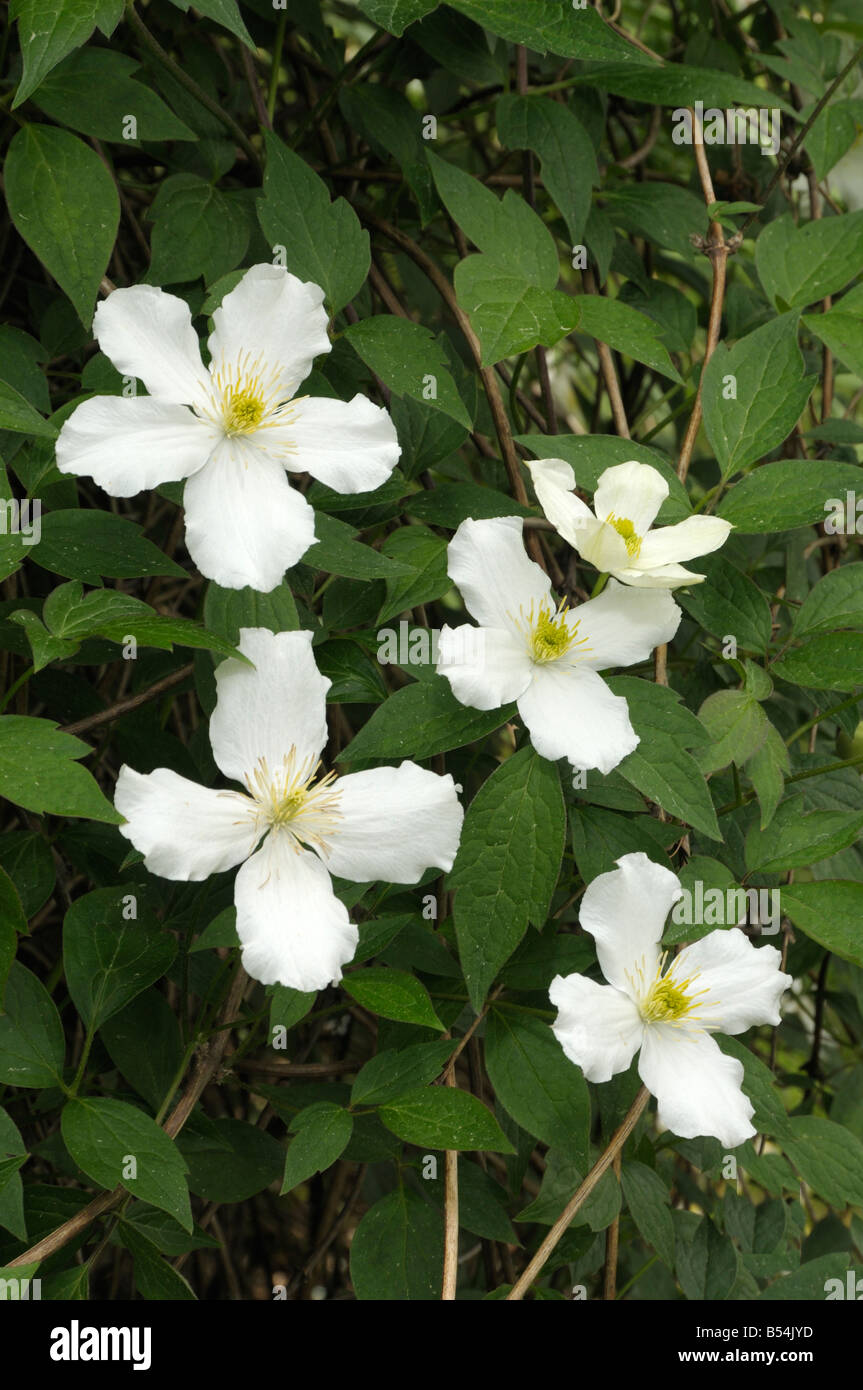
606;512;643;559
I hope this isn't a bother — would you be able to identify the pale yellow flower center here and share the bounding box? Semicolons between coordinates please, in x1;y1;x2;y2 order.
511;599;592;666
606;512;643;559
627;953;712;1028
243;748;342;853
202;351;301;445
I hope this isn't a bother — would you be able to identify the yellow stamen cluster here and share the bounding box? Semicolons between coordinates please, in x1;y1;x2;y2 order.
511;599;592;666
606;512;643;559
243;749;342;852
627;952;711;1028
206;351;286;438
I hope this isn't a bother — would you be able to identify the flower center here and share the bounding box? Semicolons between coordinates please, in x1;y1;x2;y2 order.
630;952;710;1027
606;513;643;559
224;386;266;435
244;749;342;852
532;603;573;663
205;351;288;438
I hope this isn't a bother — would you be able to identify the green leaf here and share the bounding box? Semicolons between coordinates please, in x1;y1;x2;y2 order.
717;460;863;533
340;86;435;224
677;556;772;654
746;724;790;830
0;380;56;438
378;526;450;623
203;579;299;645
759;1252;851;1300
428;152;556;283
781;1115;863;1207
570;294;683;383
0;1107;27;1239
30;48;197;142
118;1221;197;1300
496;94;597;245
100;990;184;1113
33;509;186;583
281;1103;354;1194
803;284;863;380
675;1216;739;1300
773;631;863;691
307;512;411;581
342;968;444;1030
146;174;248;286
178;1118;283;1202
745;796;863;873
339;676;513;762
405;482;532;528
345;318;471;428
4;125;119;326
621;1161;675;1267
0;963;65;1088
780;881;863;967
379;1086;514;1152
448;748;565;1010
608;678;721;840
11;0;123;106
257;133;370;314
63;888;177;1031
701;313;816;479
484;1010;589;1164
351;1041;455;1107
350;1187;443;1300
571;804;678;884
696;690;768;774
0;716;121;824
757;212;863;309
167;0;254;47
794;563;863;638
447;1;651;63
454;257;580;365
61;1098;192;1230
41;581;242;660
358;0;439;36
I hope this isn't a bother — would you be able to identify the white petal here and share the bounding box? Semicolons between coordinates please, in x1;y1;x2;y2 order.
448;516;552;633
437;624;532;710
183;438;316;592
637;515;733;570
207;264;330;400
639;1025;755;1147
673;928;791;1035
114;766;259;880
571;579;681;670
550;973;643;1083
517;664;638;774
323;763;464;883
210;628;329;786
611;562;706;589
527;457;594;535
56;396;218;497
272;394;401;493
579;852;683;995
93;285;208;406
576;518;631;574
594;460;669;534
234;833;357;992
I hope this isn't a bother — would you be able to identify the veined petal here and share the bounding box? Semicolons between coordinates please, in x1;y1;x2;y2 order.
183;438;316;592
210;628;330;786
577;519;631;574
571;579;681;670
114;766;259;880
234;833;357;992
323;763;463;883
611;562;706;589
448;516;552;634
437;624;532;710
594;460;669;534
273;394;400;494
639;1025;755;1147
207;264;330;401
673;929;791;1035
93;285;209;406
579;852;683;995
550;973;643;1083
517;664;639;774
56;396;218;497
527;456;595;543
637;515;733;570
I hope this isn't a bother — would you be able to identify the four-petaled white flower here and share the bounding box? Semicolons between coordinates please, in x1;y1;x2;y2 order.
550;853;791;1147
435;516;681;775
56;264;401;593
527;457;732;588
115;628;463;993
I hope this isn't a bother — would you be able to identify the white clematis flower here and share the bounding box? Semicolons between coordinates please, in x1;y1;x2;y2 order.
56;264;401;593
550;852;792;1148
527;457;732;588
114;628;463;993
436;516;681;775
